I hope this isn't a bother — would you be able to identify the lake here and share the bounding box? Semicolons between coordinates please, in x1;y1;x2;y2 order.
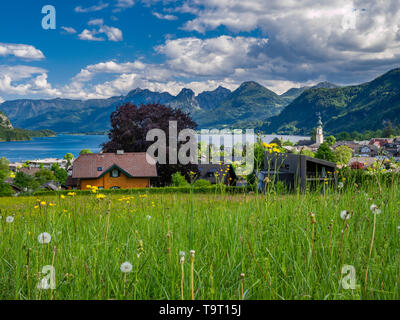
0;133;309;163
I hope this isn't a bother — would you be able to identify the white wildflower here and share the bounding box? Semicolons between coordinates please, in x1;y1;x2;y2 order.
370;204;381;215
179;251;186;264
6;216;14;223
120;261;133;273
38;232;52;244
146;215;152;221
338;182;344;189
340;210;351;220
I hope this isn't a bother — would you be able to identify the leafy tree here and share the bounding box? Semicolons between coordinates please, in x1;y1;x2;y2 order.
311;128;317;142
300;149;315;157
315;143;336;162
337;132;351;141
0;157;12;196
79;149;92;155
14;171;40;190
102;103;198;186
51;163;68;185
0;157;9;181
383;121;395;137
351;131;362;141
64;153;75;169
0;182;13;196
171;172;189;187
334;145;353;165
325;135;336;146
34;169;56;186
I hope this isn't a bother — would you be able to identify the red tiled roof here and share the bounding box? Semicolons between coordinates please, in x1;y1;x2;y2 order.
72;153;157;179
19;167;41;175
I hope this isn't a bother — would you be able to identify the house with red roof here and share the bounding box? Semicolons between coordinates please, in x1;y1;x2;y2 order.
70;151;157;190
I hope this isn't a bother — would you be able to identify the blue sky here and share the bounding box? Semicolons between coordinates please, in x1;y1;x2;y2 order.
0;0;399;102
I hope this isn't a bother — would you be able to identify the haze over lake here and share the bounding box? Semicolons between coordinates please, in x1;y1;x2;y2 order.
0;134;309;163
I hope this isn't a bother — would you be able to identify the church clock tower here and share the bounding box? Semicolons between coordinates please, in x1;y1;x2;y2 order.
316;113;324;145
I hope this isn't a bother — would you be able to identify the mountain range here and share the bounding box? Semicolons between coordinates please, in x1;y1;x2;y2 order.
0;81;336;133
0;68;399;135
263;68;400;135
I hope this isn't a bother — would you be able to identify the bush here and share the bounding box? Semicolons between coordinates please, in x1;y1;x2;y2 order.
171;172;189;187
0;182;14;197
193;179;212;187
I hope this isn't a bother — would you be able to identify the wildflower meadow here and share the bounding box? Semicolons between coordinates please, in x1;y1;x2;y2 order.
1;174;400;300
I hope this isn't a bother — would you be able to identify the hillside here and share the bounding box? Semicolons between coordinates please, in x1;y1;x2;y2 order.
0;110;56;142
0;81;295;131
262;69;400;135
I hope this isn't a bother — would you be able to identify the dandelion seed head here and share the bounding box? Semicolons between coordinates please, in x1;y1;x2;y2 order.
340;210;351;220
370;204;381;214
6;216;14;223
38;232;52;244
120;261;133;273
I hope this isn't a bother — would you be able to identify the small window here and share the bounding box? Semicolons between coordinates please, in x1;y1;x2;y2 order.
111;169;120;178
98;187;104;190
111;186;120;190
97;167;103;171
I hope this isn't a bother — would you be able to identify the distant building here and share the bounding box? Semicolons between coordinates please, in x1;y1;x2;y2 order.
315;113;324;145
259;153;336;192
71;152;158;190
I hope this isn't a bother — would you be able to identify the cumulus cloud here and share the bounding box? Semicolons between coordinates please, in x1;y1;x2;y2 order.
75;2;109;13
114;0;135;11
88;19;104;26
0;43;44;60
78;20;123;42
153;12;178;21
99;25;123;41
78;29;105;41
0;65;60;97
172;0;400;84
156;36;268;77
61;26;77;34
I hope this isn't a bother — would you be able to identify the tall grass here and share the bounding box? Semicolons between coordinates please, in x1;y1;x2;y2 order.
0;175;399;300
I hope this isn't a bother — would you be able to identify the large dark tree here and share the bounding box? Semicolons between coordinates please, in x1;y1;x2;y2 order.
102;103;199;186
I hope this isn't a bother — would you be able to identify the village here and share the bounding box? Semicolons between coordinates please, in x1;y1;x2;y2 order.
2;115;400;196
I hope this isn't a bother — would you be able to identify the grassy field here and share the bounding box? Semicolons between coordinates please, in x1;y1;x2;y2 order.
0;179;400;300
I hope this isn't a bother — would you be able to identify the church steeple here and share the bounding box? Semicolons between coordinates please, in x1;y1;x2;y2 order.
316;112;324;144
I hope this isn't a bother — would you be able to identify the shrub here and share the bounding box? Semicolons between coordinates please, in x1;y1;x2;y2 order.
193;179;212;187
171;172;189;187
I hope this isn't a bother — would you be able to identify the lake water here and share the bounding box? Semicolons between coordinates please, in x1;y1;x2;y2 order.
0;133;309;163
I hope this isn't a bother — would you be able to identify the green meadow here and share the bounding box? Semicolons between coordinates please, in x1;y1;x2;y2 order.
1;177;400;300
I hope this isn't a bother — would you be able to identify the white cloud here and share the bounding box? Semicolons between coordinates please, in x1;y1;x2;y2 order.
153;0;400;85
156;36;268;77
99;25;123;41
0;43;44;60
75;2;109;13
115;0;135;9
88;19;104;26
0;96;4;104
78;29;105;41
153;12;178;21
61;26;77;34
79;20;123;42
0;65;60;97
